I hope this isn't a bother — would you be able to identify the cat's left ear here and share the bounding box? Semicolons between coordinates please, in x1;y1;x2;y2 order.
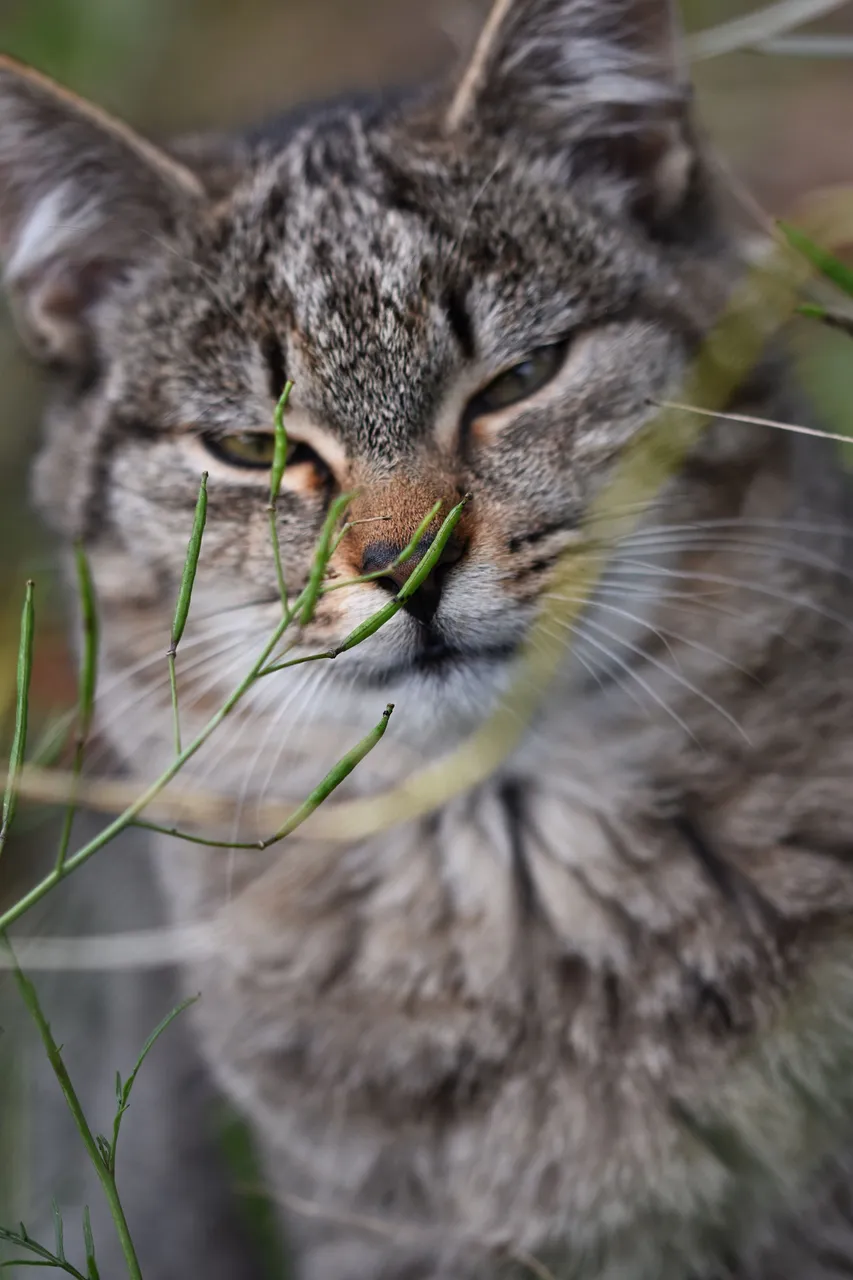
445;0;701;231
0;56;204;365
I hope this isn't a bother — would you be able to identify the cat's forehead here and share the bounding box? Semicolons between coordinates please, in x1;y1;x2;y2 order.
133;111;662;450
231;135;458;448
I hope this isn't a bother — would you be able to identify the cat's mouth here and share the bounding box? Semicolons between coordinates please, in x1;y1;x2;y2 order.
358;629;517;686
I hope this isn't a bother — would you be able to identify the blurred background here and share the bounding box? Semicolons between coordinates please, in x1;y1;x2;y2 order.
0;0;852;1265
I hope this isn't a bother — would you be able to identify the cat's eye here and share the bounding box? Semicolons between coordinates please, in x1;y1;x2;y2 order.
467;342;570;419
203;432;277;468
202;431;318;472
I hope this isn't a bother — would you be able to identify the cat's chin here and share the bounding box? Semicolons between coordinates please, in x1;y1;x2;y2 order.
353;638;517;688
322;644;520;751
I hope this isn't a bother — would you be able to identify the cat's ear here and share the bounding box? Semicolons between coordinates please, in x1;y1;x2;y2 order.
0;56;204;365
445;0;699;229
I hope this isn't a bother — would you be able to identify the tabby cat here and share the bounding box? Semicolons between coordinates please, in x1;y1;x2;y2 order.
4;1;853;1277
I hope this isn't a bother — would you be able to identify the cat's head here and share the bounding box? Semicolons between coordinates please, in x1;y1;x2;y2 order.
0;0;746;770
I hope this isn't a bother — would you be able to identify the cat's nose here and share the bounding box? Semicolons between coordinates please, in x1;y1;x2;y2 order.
361;535;465;625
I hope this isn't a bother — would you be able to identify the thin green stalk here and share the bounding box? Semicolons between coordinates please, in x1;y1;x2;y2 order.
0;603;294;934
168;473;209;756
56;547;99;872
167;654;180;755
109;995;198;1175
798;302;853;338
780;220;853;297
322;499;442;593
328;513;391;559
81;1209;99;1280
132;703;395;851
0;1223;87;1278
131;820;265;849
258;703;393;846
0;581;34;858
263;496;468;674
299;492;356;626
268;382;294;614
5;940;143;1280
0;497;455;931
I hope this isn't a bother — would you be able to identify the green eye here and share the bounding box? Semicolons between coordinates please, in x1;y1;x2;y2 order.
469;342;570;418
203;431;278;468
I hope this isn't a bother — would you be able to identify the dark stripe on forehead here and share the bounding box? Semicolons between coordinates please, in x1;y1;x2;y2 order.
260;332;287;401
443;287;476;361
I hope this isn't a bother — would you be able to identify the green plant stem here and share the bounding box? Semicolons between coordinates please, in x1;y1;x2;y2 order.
0;514;354;930
268;383;294;614
0;1225;87;1278
263;496;468;675
0;605;293;934
0;581;35;858
5;940;143;1280
322;499;442;593
328;513;392;559
132;702;394;850
0;498;461;931
299;492;356;626
168;652;181;756
109;995;198;1175
169;472;209;757
798;302;853;337
268;514;288;616
780;220;853;296
56;548;99;872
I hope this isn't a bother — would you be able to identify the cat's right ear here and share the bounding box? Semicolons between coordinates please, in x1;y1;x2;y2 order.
443;0;700;233
0;56;204;366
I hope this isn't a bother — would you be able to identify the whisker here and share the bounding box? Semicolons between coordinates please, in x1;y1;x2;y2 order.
610;560;853;634
89;634;250;746
544;593;761;683
574;616;751;743
545;592;682;672
652;397;853;449
88;638;254;773
591;582;746;627
626;515;853;541
222;666;331;891
540;618;700;743
620;531;853;585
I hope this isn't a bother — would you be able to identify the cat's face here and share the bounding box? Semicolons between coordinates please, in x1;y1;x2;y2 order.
0;0;739;770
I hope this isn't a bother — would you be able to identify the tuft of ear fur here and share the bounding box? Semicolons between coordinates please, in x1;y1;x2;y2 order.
0;56;204;365
445;0;699;231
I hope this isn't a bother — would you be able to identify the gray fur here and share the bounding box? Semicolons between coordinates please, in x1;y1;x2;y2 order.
2;2;853;1277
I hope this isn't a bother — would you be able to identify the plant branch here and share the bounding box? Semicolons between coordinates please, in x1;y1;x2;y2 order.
4;939;143;1280
168;472;209;756
268;383;294;614
55;548;99;873
0;581;34;858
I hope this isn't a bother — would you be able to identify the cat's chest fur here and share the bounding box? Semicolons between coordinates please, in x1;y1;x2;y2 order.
140;701;853;1278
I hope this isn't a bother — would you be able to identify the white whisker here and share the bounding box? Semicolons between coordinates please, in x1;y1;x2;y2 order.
539;618;699;742
653;397;853;448
575;615;751;743
610;560;853;633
